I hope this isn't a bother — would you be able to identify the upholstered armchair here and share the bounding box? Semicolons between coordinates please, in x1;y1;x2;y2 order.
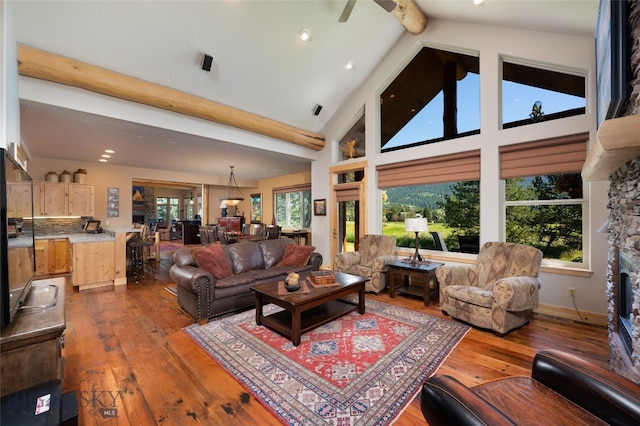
333;234;396;293
436;241;542;335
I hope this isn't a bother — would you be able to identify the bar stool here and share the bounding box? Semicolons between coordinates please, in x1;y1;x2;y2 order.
127;237;154;282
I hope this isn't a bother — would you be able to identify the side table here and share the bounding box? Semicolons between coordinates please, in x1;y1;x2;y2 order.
387;259;444;306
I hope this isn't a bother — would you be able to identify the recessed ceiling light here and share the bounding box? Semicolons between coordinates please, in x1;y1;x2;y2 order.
101;154;111;158
299;28;311;42
105;149;115;153
473;0;485;5
99;159;108;163
346;60;355;70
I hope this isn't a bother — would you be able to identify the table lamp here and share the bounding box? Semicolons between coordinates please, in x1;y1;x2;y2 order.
405;217;428;264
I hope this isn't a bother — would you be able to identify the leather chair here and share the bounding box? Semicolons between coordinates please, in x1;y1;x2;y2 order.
421;349;640;426
198;225;209;245
333;234;396;293
436;241;542;334
265;225;281;239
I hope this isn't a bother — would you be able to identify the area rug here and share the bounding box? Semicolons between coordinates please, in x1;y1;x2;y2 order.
184;297;470;425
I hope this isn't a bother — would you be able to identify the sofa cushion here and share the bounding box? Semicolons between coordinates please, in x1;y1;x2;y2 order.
258;238;293;268
225;242;265;274
191;243;233;279
276;244;316;267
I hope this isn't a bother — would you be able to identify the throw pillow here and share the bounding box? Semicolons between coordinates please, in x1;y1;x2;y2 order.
276;244;316;267
192;243;232;280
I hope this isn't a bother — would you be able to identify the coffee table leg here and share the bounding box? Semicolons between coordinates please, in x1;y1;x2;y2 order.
255;293;263;325
358;283;365;314
291;307;301;346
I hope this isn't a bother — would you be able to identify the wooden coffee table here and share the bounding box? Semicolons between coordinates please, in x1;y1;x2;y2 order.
251;271;367;346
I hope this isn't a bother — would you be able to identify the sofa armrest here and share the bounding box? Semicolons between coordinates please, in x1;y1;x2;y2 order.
169;264;214;294
421;375;516;426
532;349;640;425
492;276;541;311
334;251;361;270
435;264;477;288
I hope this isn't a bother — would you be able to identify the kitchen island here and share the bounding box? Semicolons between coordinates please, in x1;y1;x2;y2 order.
35;227;141;290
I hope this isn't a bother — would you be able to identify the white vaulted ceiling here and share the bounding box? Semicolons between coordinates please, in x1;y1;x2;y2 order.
12;0;598;180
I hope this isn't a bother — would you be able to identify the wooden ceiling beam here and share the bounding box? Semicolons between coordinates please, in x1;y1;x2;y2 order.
17;44;326;151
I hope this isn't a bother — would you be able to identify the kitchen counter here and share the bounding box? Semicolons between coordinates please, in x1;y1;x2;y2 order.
34;233;115;243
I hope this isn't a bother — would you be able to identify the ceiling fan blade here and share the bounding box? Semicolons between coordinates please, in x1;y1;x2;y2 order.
338;0;357;23
374;0;396;13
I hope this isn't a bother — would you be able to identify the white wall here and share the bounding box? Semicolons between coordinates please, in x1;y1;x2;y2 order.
0;0;20;152
314;19;609;319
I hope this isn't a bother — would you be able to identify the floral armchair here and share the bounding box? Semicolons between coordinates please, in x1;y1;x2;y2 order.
333;234;396;293
435;241;542;335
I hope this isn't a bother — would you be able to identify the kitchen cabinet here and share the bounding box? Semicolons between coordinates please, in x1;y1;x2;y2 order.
32;182;94;217
35;238;70;276
6;181;32;218
69;184;94;216
72;241;115;289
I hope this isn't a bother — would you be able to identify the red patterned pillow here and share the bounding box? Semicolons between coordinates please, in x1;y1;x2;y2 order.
192;243;232;279
276;244;316;267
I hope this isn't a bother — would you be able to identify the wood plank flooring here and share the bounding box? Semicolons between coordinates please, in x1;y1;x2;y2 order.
56;254;608;425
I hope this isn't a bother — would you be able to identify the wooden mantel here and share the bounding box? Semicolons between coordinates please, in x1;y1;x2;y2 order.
582;115;640;181
17;44;326;151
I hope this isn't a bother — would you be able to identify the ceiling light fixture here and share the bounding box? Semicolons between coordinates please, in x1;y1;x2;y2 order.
220;166;244;207
346;60;355;70
105;149;115;153
99;159;107;163
299;28;311;42
101;154;111;158
473;0;485;5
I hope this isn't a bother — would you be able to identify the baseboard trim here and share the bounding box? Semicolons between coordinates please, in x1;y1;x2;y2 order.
535;303;607;327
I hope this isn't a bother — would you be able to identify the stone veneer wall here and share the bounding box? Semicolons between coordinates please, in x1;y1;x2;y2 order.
608;158;640;383
607;0;640;383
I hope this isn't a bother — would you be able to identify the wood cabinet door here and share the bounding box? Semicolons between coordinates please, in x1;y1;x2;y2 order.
35;240;48;276
69;184;94;216
6;181;33;217
43;183;68;216
48;239;70;274
33;182;45;216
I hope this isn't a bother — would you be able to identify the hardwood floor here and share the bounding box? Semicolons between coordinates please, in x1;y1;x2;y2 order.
58;254;608;425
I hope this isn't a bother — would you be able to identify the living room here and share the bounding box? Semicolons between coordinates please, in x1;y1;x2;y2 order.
2;0;639;424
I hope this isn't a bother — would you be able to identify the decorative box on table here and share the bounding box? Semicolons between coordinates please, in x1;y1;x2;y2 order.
310;270;335;285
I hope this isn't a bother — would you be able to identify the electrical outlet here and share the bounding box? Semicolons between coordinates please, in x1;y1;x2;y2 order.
568;287;576;297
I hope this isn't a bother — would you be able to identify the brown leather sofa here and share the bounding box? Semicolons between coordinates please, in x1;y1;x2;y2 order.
169;238;322;321
421;349;640;425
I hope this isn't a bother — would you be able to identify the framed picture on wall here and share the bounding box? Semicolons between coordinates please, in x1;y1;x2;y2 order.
314;199;326;216
250;193;262;223
107;187;119;217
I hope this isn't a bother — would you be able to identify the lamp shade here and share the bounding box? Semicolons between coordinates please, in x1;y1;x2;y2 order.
405;218;428;233
219;201;228;209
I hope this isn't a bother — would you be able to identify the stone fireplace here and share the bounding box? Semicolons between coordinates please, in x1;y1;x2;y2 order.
607;159;640;382
583;0;640;385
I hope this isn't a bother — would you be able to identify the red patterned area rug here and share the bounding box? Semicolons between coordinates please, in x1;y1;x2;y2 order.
184;297;470;425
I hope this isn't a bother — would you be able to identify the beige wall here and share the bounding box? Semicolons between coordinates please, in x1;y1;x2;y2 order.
27;156;310;229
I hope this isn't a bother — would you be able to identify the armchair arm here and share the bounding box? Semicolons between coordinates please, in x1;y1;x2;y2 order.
371;255;394;273
308;252;323;270
334;251;361;270
533;349;640;425
492;276;541;311
421;375;516;426
435;264;477;288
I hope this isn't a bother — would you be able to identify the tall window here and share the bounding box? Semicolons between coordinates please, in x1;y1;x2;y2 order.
502;58;586;129
381;46;480;152
500;133;588;265
377;151;481;254
156;196;179;223
274;185;311;229
381;181;480;253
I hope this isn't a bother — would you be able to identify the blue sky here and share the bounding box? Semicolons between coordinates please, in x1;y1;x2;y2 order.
385;73;585;149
